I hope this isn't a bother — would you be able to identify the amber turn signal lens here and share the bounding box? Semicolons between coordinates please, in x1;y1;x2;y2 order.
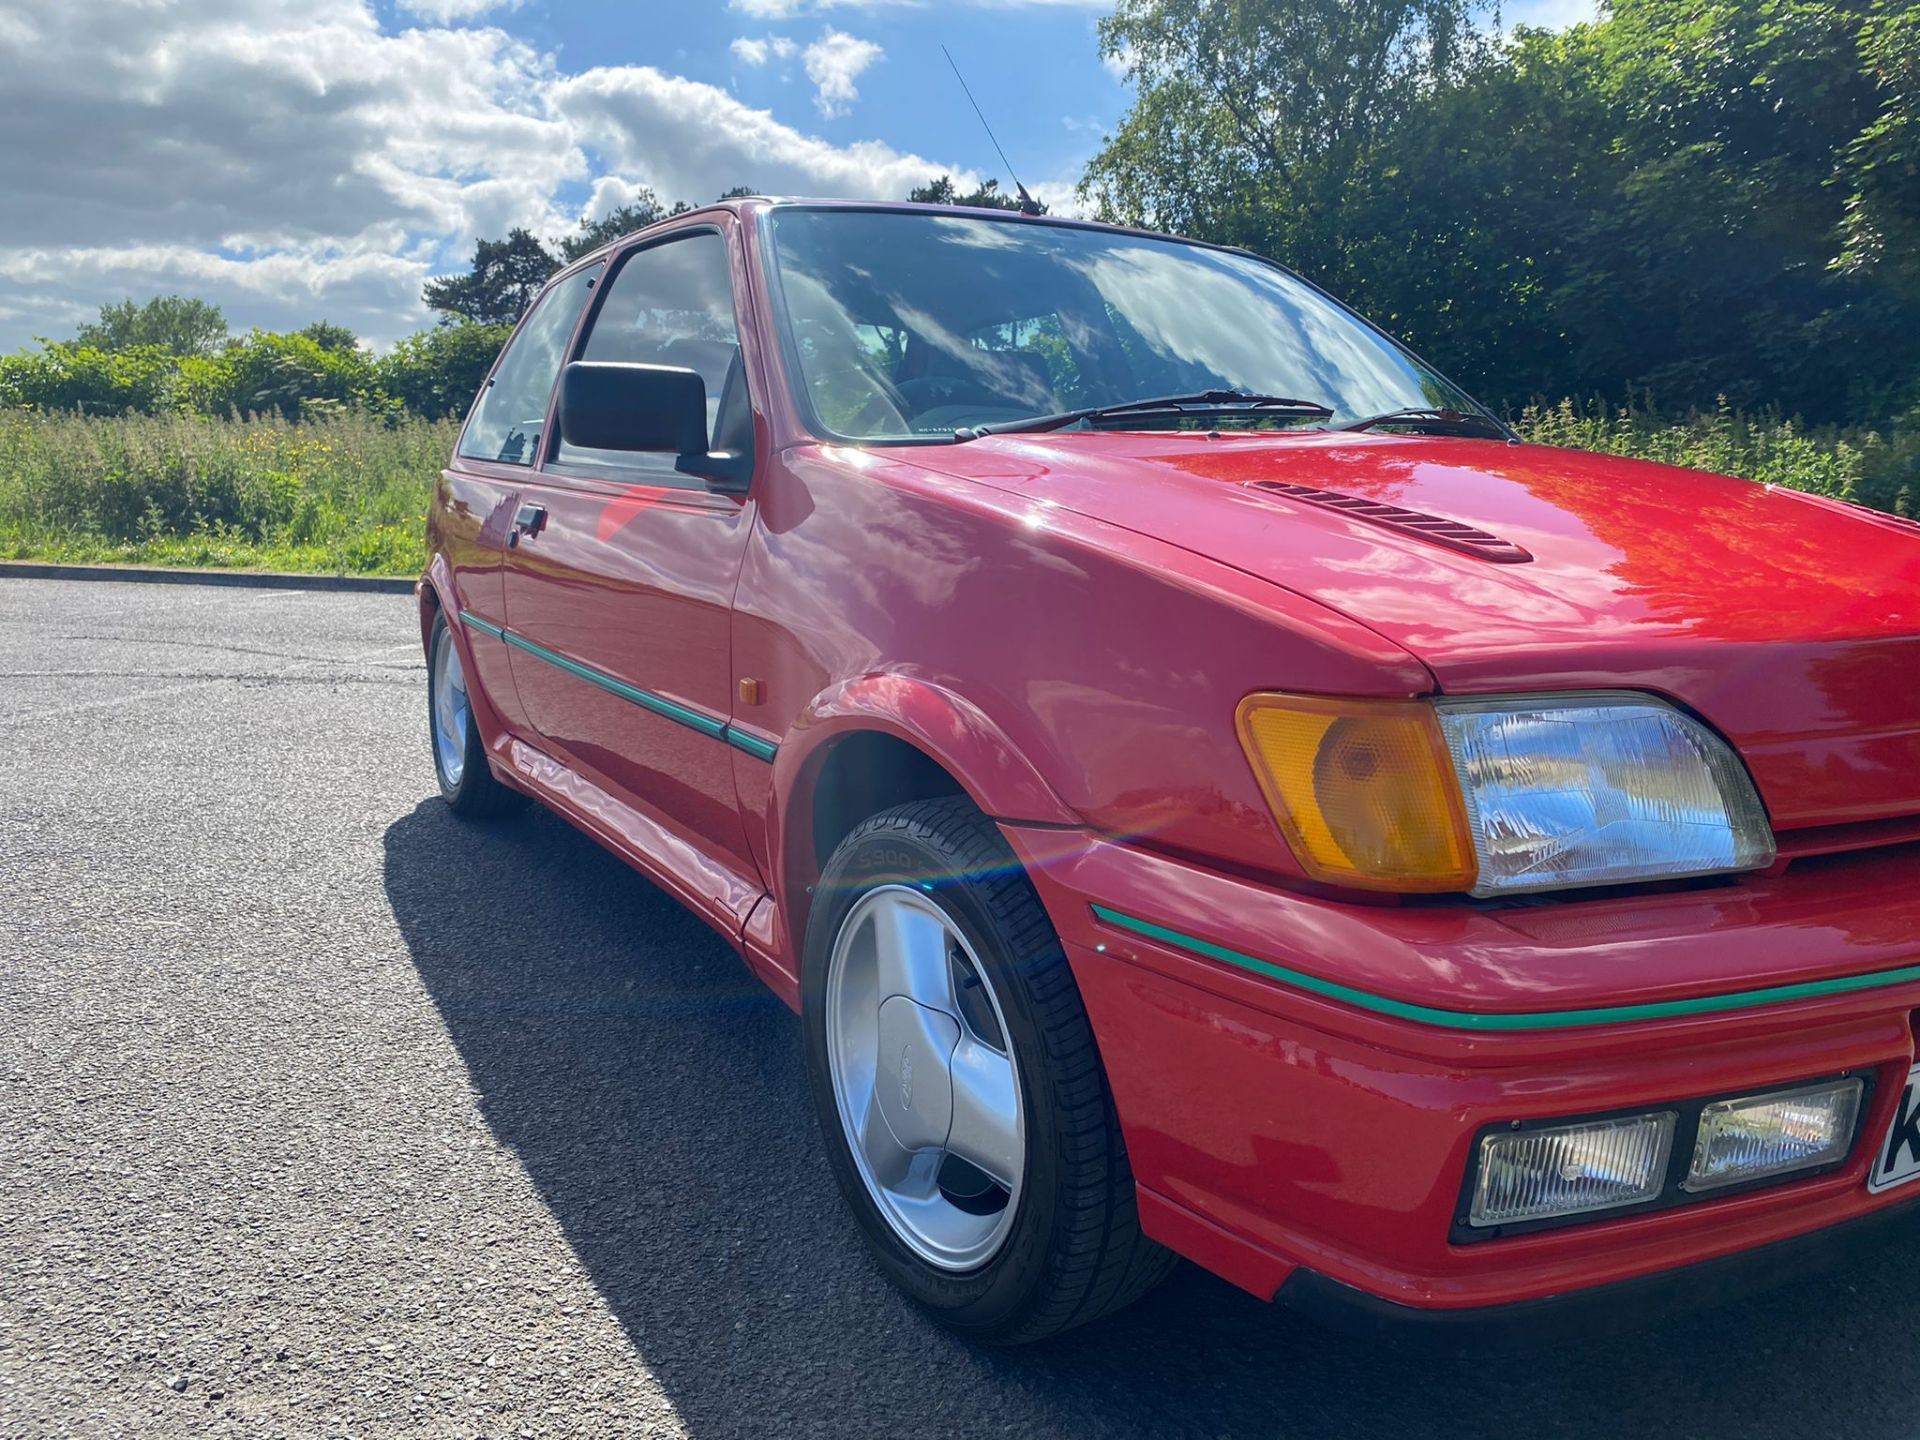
1236;694;1476;891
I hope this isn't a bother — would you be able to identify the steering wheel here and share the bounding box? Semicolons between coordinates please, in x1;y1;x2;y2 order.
893;374;987;412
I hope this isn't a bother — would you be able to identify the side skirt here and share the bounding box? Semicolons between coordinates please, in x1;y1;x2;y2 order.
487;731;769;954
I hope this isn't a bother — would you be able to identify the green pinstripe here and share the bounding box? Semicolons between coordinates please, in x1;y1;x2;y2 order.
1089;904;1920;1032
457;609;776;762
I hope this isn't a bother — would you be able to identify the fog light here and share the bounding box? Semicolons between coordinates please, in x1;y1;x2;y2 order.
1683;1079;1862;1193
1470;1113;1675;1227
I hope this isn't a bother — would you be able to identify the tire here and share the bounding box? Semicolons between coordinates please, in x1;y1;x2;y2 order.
802;796;1174;1344
427;610;525;819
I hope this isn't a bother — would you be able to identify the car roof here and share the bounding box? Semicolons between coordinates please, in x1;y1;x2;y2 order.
563;195;1225;270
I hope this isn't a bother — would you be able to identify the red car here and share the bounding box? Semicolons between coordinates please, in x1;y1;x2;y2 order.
420;197;1920;1344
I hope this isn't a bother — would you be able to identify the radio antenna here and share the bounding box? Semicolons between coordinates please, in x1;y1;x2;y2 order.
941;44;1043;216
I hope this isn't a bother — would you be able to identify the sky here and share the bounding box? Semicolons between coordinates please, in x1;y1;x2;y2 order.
0;0;1596;354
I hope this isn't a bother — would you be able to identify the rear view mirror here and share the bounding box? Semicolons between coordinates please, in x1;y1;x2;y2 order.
556;362;749;493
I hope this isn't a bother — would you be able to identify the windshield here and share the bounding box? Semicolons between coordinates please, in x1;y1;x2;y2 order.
764;208;1479;441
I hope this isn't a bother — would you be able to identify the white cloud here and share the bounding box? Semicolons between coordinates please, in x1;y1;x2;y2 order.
730;0;808;15
1025;180;1085;216
396;0;525;22
731;35;798;66
0;1;578;253
554;64;974;206
0;0;1079;351
802;29;882;117
0;242;434;348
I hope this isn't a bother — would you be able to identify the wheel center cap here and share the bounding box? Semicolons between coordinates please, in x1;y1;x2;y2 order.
875;995;958;1152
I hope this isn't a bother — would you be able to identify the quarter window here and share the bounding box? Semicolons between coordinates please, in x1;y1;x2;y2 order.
557;232;747;475
457;266;598;466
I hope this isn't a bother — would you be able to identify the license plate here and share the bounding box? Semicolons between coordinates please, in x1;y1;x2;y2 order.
1869;1063;1920;1193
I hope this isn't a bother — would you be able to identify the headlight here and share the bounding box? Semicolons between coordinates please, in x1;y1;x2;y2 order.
1237;690;1773;895
1434;694;1775;895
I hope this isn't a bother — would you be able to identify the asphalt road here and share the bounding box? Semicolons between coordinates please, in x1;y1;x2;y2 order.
6;576;1920;1440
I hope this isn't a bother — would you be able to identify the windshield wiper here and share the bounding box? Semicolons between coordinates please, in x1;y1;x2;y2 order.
955;390;1335;440
1337;407;1509;438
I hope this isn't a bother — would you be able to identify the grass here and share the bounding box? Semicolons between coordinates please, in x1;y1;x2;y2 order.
0;403;1911;577
0;410;454;576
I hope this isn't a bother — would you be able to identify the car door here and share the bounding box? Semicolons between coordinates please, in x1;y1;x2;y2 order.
499;222;763;903
438;263;601;733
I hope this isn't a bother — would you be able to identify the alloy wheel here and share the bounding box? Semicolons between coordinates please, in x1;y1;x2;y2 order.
824;885;1027;1271
430;629;470;788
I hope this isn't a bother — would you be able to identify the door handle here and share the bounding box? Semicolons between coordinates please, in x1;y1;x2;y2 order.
508;503;547;548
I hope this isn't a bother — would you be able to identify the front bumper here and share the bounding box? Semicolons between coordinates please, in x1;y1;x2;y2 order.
1002;824;1920;1316
1278;1188;1920;1347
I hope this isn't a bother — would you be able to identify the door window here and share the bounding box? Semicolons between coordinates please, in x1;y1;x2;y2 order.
556;232;748;476
457;265;599;466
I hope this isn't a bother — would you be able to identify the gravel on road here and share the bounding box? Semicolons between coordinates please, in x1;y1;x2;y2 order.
4;576;1920;1440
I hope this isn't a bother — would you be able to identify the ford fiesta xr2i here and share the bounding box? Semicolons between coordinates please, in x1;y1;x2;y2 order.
419;197;1920;1343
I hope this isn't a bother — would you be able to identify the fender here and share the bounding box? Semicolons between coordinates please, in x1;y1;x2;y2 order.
746;671;1084;995
777;671;1081;829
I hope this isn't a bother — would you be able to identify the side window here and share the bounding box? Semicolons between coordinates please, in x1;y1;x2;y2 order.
457;266;598;466
556;233;744;475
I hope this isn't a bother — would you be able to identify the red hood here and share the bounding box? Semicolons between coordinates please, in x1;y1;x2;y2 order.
912;430;1920;831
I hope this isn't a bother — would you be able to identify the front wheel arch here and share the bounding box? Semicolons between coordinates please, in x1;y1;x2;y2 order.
771;676;1081;956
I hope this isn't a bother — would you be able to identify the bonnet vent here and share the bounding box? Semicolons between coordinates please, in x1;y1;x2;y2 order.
1245;481;1534;564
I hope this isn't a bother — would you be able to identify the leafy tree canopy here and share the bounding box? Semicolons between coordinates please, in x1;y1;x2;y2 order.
296;321;360;354
907;176;1044;212
1084;0;1920;427
75;295;229;357
422;228;559;327
376;322;514;420
559;189;688;261
430;187;758;319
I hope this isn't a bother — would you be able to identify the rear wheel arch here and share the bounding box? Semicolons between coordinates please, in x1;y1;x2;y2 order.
418;555;461;656
417;578;443;656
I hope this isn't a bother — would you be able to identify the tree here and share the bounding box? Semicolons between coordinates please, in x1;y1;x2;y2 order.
1080;0;1920;427
559;193;670;261
377;322;515;420
1837;0;1920;299
1083;0;1494;276
296;321;360;354
75;296;228;357
423;228;560;326
559;187;752;257
907;175;1043;212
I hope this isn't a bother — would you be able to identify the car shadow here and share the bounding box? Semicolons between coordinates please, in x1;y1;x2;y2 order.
383;797;1920;1440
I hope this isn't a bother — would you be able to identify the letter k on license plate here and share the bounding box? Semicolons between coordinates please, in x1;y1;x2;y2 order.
1870;1063;1920;1193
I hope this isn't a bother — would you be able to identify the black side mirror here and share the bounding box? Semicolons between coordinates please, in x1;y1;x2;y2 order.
556;361;750;493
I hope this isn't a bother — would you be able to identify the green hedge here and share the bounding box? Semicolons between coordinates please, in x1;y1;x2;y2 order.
0;323;511;423
0;403;1911;577
1518;400;1919;518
